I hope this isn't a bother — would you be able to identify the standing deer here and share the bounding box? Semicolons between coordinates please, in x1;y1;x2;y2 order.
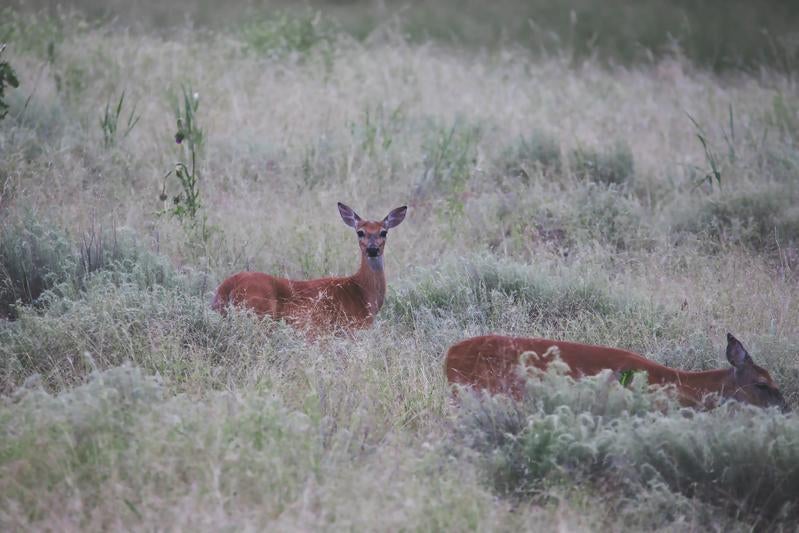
212;202;407;334
445;333;789;411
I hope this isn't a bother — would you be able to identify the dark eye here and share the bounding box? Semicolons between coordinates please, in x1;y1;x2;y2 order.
357;231;365;238
755;383;770;390
380;230;387;238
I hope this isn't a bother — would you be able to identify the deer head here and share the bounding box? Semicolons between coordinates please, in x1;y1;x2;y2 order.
726;333;789;412
338;203;407;271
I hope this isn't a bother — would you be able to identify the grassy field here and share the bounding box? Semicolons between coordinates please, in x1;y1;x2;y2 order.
2;2;799;530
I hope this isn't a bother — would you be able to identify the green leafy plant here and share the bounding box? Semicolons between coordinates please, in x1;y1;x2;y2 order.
0;43;19;121
618;369;637;386
99;90;140;148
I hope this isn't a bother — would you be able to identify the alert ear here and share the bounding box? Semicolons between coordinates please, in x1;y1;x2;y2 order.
726;332;753;368
338;202;362;228
383;206;407;229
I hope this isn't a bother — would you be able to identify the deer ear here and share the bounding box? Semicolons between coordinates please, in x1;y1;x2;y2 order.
383;206;407;229
338;202;362;228
726;333;753;368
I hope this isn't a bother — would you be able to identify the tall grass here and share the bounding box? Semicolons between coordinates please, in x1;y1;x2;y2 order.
1;5;798;530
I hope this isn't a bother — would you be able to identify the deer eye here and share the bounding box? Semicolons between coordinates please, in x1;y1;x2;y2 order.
380;230;387;238
755;383;770;390
357;230;365;238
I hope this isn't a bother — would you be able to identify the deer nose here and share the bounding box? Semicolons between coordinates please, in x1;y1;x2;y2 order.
366;246;380;257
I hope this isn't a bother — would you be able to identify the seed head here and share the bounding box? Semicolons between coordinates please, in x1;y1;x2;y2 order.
175;118;185;144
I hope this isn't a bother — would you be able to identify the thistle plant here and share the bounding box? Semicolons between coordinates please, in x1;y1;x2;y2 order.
156;85;218;257
161;86;203;223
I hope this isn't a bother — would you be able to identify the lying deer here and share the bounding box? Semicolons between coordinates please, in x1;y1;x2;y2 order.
445;333;789;411
212;202;407;334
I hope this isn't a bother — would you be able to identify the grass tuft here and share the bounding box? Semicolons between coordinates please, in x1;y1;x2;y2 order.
500;130;562;180
677;184;799;252
0;213;76;318
570;141;635;186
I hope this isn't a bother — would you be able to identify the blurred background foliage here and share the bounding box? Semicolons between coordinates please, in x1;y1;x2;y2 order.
5;0;799;72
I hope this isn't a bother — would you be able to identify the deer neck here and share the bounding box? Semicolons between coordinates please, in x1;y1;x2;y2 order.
676;368;731;391
353;253;387;315
652;367;733;406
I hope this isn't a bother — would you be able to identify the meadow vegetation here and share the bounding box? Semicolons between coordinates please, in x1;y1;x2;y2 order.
1;2;799;530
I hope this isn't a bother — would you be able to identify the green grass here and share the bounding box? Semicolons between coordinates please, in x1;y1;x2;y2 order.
1;5;799;530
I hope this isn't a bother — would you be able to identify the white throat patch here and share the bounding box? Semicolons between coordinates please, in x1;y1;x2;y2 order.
366;255;384;272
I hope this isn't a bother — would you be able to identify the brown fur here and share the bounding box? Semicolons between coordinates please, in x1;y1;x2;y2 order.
445;333;788;411
212;203;406;335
